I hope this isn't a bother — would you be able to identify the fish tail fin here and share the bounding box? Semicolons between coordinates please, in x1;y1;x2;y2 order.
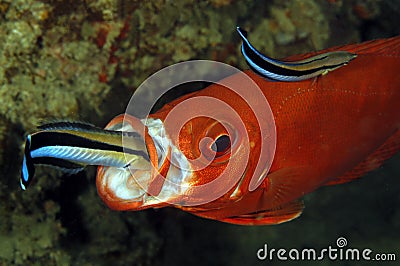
20;133;88;190
326;130;400;186
21;135;34;190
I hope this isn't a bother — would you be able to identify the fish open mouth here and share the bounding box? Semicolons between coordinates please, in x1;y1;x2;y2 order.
96;114;191;211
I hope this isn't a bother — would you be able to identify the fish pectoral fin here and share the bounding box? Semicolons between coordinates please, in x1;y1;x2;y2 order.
58;165;86;175
262;166;314;209
35;158;87;174
219;200;304;225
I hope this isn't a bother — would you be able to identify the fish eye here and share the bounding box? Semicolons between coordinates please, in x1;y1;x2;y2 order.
210;135;231;157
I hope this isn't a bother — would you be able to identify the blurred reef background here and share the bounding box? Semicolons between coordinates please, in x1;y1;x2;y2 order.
0;0;399;265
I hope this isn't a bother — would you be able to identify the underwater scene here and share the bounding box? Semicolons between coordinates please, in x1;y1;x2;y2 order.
0;0;399;265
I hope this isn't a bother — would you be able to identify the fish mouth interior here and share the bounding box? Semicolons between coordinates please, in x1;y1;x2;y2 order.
97;115;192;209
96;115;158;205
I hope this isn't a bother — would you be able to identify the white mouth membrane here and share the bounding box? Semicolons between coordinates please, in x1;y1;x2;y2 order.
99;118;192;206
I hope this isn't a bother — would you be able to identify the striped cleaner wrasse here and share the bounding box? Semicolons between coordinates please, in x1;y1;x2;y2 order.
20;121;151;190
237;27;357;81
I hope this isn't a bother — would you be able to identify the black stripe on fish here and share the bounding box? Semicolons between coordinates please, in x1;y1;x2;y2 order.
38;121;141;138
237;27;356;81
29;131;149;160
21;125;150;190
241;39;342;78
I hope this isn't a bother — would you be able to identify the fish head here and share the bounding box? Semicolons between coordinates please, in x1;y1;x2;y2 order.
96;73;276;211
96;114;251;211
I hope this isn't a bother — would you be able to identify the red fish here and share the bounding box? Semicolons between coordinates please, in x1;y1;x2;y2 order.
92;37;400;225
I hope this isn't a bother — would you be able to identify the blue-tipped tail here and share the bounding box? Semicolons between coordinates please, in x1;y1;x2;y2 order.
20;135;34;190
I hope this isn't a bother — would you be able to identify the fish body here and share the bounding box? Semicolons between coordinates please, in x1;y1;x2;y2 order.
237;27;357;81
20;122;150;190
22;36;400;225
96;36;400;224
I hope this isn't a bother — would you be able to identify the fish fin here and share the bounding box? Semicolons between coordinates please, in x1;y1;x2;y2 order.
57;165;86;175
283;36;400;61
20;135;35;190
38;121;100;131
347;36;400;56
219;200;304;225
261;167;312;209
33;157;86;173
38;120;140;138
21;158;85;190
326;130;400;186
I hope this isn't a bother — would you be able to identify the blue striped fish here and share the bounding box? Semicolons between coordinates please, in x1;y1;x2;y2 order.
237;27;357;81
20;122;149;190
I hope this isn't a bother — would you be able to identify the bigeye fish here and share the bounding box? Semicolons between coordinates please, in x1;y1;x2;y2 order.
21;35;400;225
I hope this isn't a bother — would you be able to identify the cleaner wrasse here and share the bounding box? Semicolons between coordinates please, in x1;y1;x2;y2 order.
237;27;358;81
21;36;400;225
